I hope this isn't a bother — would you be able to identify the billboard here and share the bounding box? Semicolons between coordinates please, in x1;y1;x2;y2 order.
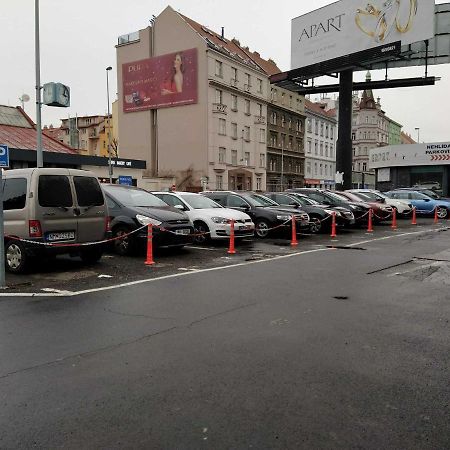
291;0;435;70
122;48;198;112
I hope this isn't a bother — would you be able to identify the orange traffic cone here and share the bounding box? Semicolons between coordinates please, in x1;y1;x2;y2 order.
145;224;155;265
391;208;397;230
434;207;439;224
367;209;374;233
290;215;298;247
412;207;417;225
227;219;236;254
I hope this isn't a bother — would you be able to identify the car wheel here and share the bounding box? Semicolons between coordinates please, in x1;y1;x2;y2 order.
437;207;448;219
255;220;270;238
193;221;211;244
80;246;103;264
309;215;322;234
5;240;29;274
113;226;135;256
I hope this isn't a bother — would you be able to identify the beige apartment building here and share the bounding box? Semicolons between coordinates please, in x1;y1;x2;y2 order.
116;6;269;191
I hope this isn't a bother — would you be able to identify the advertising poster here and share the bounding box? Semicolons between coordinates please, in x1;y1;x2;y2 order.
291;0;435;69
122;48;198;112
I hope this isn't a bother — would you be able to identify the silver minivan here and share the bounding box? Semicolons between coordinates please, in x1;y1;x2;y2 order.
3;168;108;273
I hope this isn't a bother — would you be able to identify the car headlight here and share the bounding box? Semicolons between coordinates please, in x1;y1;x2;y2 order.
276;215;292;221
136;214;162;226
324;209;340;216
211;217;231;224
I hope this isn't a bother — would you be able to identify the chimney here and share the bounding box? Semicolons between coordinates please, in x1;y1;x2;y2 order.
221;27;224;39
253;51;260;57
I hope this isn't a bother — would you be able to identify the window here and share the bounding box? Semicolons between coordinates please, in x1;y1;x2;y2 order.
314;163;318;175
288;136;293;149
256;177;262;191
362;163;367;171
289;96;293;108
158;194;186;210
320;164;323;176
352;132;356;140
231;67;238;82
306;161;311;175
219;118;226;135
325;144;328;158
215;60;223;77
259;128;266;143
2;178;27;210
320;122;324;137
315;121;319;135
296;120;302;132
259;153;265;168
307;140;312;153
245;99;251;115
325;124;329;138
270;132;277;147
219;147;226;163
231;122;238;139
231;95;238;111
314;141;318;155
216;175;223;190
307;119;312;133
244;126;250;141
231;150;238;165
271;89;277;102
244;152;250;166
281;115;286;128
320;143;323;156
257;78;263;93
228;195;249;208
215;89;223;104
74;177;104;206
257;103;263;116
270;112;277;125
281;134;286;148
245;73;251;89
288;118;292;130
330;127;334;139
38;175;73;208
281;93;285;105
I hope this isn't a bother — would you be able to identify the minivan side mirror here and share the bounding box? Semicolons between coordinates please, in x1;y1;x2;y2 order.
174;204;187;211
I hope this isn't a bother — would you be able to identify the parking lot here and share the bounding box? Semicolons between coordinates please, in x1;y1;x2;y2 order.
3;217;448;296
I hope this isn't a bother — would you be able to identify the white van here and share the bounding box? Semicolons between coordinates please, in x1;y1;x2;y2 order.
3;168;109;273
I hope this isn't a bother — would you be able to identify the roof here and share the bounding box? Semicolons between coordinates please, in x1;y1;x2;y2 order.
305;99;336;119
178;13;264;73
0;105;77;154
401;131;416;144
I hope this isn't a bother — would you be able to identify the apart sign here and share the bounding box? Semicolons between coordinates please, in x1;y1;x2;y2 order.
291;0;435;69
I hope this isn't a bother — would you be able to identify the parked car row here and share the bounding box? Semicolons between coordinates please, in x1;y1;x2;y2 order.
3;167;447;274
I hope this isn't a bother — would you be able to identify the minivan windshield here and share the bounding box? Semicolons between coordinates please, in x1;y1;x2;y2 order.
104;186;167;208
181;194;222;209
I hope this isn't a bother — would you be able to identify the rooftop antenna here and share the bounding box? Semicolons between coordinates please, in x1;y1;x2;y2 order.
19;94;30;111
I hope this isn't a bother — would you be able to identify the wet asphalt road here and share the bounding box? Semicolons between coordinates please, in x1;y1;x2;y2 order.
1;220;449;449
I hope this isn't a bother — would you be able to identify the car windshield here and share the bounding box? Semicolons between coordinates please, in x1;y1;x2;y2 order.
414;192;433;200
353;192;378;201
327;192;350;202
180;194;222;209
104;186;167;208
419;189;439;199
246;194;278;207
289;194;317;206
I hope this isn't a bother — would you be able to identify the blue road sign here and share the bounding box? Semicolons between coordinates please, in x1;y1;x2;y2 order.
118;175;133;186
0;145;9;168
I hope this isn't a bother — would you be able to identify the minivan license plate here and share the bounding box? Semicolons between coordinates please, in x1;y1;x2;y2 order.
46;231;76;242
175;229;190;235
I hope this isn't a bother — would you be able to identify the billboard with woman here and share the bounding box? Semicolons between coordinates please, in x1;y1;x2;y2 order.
122;48;198;112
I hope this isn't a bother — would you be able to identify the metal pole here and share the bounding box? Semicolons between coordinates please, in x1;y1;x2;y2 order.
0;169;5;287
281;145;284;192
106;67;113;183
336;69;353;190
35;0;43;167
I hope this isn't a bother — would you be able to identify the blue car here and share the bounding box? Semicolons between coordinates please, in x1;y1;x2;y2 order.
386;190;450;219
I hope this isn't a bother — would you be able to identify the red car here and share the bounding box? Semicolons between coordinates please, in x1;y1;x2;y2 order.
339;191;393;221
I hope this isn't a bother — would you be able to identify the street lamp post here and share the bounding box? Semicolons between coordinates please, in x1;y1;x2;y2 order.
415;127;420;143
106;66;113;183
35;0;43;167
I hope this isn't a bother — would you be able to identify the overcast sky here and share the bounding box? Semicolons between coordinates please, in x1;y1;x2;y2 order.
1;0;449;143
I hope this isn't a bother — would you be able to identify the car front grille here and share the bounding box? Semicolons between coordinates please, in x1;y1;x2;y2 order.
166;219;190;225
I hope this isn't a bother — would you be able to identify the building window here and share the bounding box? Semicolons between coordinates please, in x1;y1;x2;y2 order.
245;99;251;115
289;96;293;108
320;164;323;176
257;103;263;116
216;175;223;190
307;140;312;153
271;89;277;102
257;78;263;94
320;143;323;156
281;115;286;128
362;162;367;171
314;162;318;175
281;134;286;148
325;143;328;157
331;127;334;139
256;177;262;191
259;153;265;168
245;73;251;90
270;112;277;125
352;132;356;140
231;67;238;82
315;120;319;135
259;128;265;143
218;147;226;163
244;126;250;141
231;122;238;139
231;95;238;111
306;161;311;175
215;89;223;104
219;118;226;135
307;119;312;133
288;136;293;149
320;122;324;137
215;60;223;78
244;152;250;166
270;132;277;147
314;141;318;155
231;150;238;166
325;124;329;138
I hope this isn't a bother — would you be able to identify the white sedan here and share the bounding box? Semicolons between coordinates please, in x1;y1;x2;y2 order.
349;189;413;216
153;191;255;244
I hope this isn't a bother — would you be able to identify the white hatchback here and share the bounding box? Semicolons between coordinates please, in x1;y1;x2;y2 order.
153;192;255;243
349;189;413;216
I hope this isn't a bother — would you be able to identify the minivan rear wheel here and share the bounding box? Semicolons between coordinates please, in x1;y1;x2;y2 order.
5;240;29;274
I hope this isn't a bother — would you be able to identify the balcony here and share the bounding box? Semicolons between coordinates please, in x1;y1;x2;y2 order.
254;116;266;125
213;103;227;115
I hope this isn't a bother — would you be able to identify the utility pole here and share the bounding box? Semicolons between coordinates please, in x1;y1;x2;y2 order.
35;0;43;167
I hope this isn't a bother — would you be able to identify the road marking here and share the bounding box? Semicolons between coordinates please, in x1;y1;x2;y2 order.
185;246;219;251
1;227;448;298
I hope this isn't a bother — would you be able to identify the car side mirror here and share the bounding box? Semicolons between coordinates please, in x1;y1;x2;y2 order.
174;204;186;211
424;198;430;202
289;202;299;208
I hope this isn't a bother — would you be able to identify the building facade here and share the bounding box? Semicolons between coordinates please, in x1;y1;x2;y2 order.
116;6;269;191
304;100;337;189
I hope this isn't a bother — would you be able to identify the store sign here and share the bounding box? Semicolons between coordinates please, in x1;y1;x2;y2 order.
122;48;198;112
291;0;435;69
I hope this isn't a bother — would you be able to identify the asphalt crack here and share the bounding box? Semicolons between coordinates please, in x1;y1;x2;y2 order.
104;308;175;321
